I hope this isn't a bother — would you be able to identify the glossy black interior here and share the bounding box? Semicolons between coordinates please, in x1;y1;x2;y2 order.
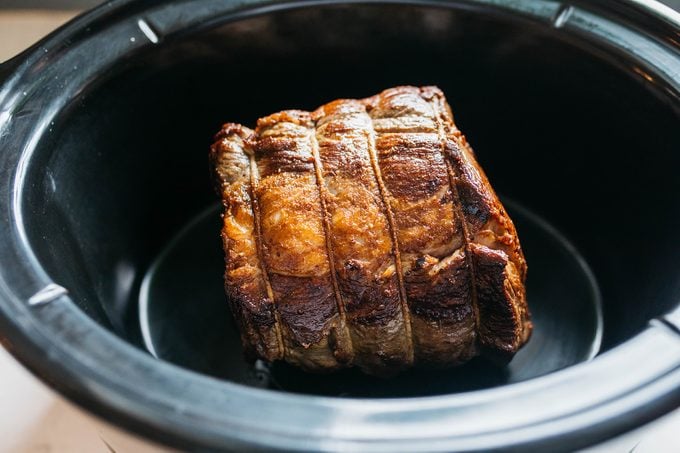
20;5;680;393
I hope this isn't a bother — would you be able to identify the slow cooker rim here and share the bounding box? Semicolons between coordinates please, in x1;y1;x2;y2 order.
1;0;680;451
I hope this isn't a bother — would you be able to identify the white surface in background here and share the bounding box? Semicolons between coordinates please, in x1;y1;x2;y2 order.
0;10;78;63
0;8;678;453
0;346;172;453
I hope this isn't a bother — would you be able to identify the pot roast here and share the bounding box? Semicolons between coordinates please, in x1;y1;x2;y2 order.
209;86;532;376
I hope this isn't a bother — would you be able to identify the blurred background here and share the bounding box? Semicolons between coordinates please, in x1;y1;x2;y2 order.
0;1;679;452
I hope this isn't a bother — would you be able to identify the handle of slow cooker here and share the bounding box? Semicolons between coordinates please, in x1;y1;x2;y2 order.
662;305;680;333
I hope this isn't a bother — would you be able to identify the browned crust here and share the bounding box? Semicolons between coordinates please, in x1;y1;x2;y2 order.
470;243;529;361
364;87;477;365
364;117;417;369
427;87;532;357
251;110;347;371
312;99;413;374
211;86;531;374
209;124;283;361
308;113;355;365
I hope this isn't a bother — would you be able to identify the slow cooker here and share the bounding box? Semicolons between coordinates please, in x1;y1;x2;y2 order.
0;0;679;450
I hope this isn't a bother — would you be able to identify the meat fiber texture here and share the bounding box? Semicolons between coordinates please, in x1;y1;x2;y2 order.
209;86;532;376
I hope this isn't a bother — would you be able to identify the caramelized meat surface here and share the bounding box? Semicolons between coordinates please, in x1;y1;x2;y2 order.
210;86;531;376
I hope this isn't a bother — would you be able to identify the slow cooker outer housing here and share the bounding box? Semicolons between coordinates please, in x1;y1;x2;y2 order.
0;0;680;451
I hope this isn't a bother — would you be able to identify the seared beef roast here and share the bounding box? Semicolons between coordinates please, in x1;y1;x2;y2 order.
210;86;531;376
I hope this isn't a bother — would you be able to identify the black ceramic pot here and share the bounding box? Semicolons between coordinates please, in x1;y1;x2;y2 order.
0;0;679;451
